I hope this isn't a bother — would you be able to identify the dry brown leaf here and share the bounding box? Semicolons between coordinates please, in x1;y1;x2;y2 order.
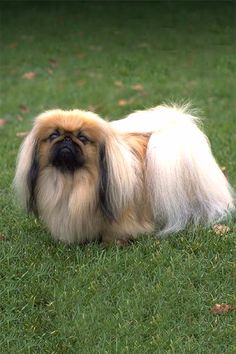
0;234;6;241
213;224;230;235
16;131;29;138
78;52;86;59
87;105;97;112
49;58;58;67
131;84;144;91
118;99;129;107
19;104;29;113
22;71;36;80
118;98;134;107
0;119;6;127
210;303;236;314
8;42;18;49
114;80;124;88
47;68;53;75
221;166;227;175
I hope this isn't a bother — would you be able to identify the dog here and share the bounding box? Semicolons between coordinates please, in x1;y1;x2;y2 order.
14;105;235;244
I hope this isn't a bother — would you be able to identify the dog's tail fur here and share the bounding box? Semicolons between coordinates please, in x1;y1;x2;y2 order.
146;105;235;234
113;105;235;234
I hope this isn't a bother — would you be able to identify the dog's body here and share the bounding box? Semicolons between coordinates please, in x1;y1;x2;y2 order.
14;105;235;244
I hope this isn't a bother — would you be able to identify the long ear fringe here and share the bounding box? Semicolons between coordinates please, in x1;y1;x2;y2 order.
14;129;39;214
145;107;235;234
99;132;141;220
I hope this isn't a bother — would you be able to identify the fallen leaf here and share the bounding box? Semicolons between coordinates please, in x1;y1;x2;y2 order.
78;52;86;60
47;68;53;75
22;71;36;80
213;224;230;235
87;105;97;112
19;104;29;113
118;98;134;107
131;84;144;91
114;80;124;87
0;234;6;241
8;42;18;49
221;166;227;175
0;119;6;127
210;303;236;314
49;58;58;67
118;99;129;107
16;131;29;138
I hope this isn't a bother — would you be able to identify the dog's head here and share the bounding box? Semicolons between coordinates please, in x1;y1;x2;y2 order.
33;109;108;173
14;109;142;221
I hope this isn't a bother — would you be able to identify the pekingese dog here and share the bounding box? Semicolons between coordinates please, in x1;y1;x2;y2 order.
14;105;235;244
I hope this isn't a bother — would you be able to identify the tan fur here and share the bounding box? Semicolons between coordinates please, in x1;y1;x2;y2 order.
101;133;153;244
14;107;235;245
37;168;101;243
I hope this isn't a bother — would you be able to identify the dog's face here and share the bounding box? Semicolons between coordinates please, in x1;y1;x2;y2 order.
34;109;107;174
16;109;114;217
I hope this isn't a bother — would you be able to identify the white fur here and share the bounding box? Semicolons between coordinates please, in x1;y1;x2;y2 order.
111;105;235;234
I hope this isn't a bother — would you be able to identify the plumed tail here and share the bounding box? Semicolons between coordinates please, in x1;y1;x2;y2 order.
144;106;235;234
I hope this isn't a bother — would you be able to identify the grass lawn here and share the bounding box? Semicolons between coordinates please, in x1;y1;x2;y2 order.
0;1;236;353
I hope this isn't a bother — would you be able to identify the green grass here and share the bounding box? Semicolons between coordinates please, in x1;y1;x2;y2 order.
0;1;236;353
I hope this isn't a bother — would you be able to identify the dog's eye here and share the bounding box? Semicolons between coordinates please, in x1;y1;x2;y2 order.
78;134;89;144
48;130;60;141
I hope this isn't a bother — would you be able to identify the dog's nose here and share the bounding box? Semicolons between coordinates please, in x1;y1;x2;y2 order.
63;136;73;145
64;136;72;142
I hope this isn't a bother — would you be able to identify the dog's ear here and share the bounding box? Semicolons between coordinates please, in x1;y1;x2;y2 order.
27;141;39;215
98;133;140;222
14;130;39;216
99;142;116;221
